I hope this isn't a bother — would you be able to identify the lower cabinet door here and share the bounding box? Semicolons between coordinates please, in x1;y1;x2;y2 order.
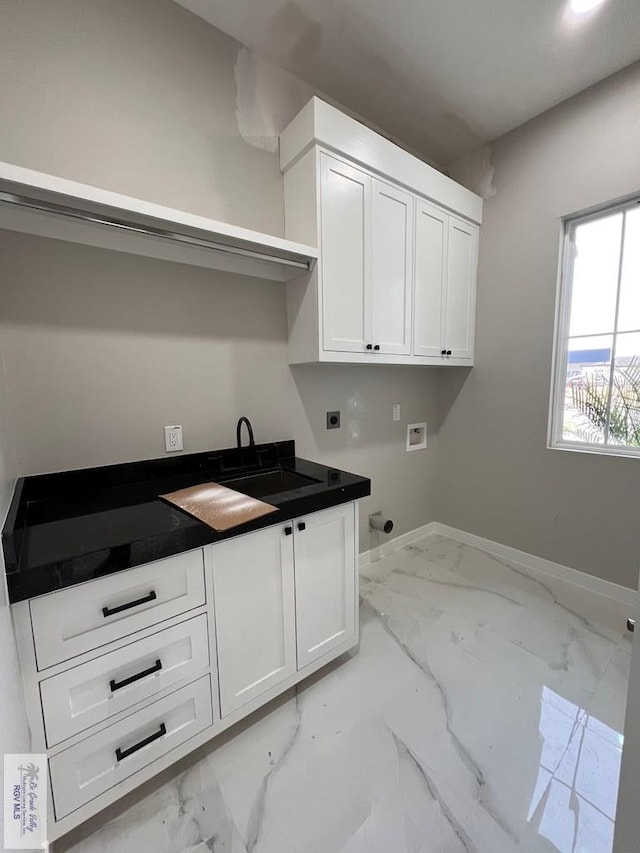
294;503;357;669
212;525;297;717
49;676;213;819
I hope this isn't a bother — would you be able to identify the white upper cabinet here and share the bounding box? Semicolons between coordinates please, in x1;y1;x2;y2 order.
319;155;412;356
413;200;447;358
413;202;478;361
371;179;413;355
280;97;482;366
445;215;478;360
320;154;371;353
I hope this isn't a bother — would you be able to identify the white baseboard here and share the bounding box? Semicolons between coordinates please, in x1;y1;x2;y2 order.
360;521;638;609
359;522;438;568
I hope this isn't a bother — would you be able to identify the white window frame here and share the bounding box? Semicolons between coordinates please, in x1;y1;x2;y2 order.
548;194;640;458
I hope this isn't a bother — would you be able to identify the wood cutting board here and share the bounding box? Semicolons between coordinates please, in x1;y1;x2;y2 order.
160;482;277;532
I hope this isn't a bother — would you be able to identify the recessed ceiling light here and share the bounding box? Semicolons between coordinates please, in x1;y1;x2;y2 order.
570;0;605;13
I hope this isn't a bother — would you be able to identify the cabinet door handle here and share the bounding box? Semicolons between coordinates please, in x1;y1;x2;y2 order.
102;590;157;618
441;349;447;356
366;344;373;350
297;522;306;532
446;350;452;356
284;526;293;536
373;344;380;351
110;659;162;693
115;722;167;762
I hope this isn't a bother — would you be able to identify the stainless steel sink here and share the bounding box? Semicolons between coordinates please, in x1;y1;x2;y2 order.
219;469;320;499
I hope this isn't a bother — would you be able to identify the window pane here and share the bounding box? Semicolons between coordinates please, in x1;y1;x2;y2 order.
569;213;622;337
608;332;640;447
562;336;613;445
617;207;640;333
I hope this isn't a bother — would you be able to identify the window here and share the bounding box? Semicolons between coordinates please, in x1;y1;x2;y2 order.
550;197;640;456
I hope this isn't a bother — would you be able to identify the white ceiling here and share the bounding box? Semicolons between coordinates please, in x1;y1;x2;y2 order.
175;0;640;164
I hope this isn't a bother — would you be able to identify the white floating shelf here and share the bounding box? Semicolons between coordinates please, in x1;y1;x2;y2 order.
0;162;318;282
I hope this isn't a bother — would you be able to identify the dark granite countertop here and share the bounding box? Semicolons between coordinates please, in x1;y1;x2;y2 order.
2;440;370;603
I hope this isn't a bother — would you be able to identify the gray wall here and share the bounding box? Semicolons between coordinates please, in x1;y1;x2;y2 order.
0;0;440;551
0;232;439;546
0;0;311;235
439;63;640;590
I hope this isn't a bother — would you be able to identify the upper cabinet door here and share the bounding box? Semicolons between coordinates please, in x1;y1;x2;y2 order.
371;179;413;355
413;200;447;357
319;153;372;353
444;216;478;359
294;503;356;670
212;525;296;717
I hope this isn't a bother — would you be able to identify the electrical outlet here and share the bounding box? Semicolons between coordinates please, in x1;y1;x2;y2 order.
164;425;183;452
392;404;401;422
326;411;341;430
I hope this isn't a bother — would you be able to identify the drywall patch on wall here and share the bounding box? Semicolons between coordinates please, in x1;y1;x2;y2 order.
448;145;497;199
234;46;311;153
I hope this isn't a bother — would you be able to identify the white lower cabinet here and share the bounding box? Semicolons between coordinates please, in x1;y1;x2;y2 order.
14;501;360;839
50;675;213;819
294;503;356;668
30;548;206;670
40;614;210;747
211;502;358;716
212;524;297;717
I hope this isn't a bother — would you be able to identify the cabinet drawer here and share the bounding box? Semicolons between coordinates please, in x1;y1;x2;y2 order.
41;614;210;747
50;675;213;819
31;550;206;670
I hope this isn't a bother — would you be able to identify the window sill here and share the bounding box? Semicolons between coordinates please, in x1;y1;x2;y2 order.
548;440;640;460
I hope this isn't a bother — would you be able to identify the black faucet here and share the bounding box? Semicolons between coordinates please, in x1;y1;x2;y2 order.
236;417;255;450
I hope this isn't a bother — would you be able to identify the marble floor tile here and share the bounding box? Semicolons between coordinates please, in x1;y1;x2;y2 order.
56;535;633;853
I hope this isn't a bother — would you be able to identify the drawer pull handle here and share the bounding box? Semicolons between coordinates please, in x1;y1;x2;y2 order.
110;659;162;693
102;590;157;617
297;522;306;532
115;722;167;762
